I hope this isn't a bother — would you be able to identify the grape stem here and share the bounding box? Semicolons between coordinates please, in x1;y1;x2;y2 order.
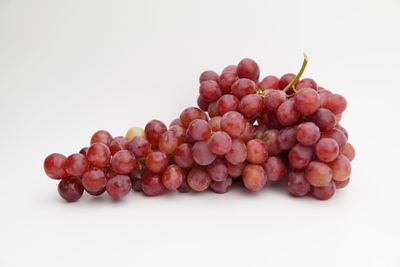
282;53;308;93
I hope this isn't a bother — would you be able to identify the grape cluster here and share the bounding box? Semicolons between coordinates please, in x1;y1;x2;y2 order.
44;55;355;202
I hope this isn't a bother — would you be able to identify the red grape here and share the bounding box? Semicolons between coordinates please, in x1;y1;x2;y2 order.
169;118;183;128
279;73;296;90
223;65;237;75
276;99;300;126
207;159;228;182
227;161;246;178
243;164;267;191
208;116;222;132
128;136;152;158
106;175;132;199
146;151;168;173
187;119;212;141
305;161;333;187
174;143;194;168
199;70;218;83
322;94;347;114
322;128;347;148
197;96;210;111
192;141;216;166
231;78;256;98
263;157;286;181
238;94;263;118
225;138;247;165
328;155;351;181
237;58;260;82
109;136;128;155
312;181;336;200
261;129;282;156
65;153;89;176
288;144;313;169
169;125;187;145
199;80;222;102
277;126;297;150
180;107;207;127
210;177;233;193
340;143;355;161
258;75;279;90
208;131;232;155
187;166;211;191
216;94;239;115
111;150;136;174
207;102;220;118
246;139;268;164
309;108;336;132
295;88;320;115
159;131;179;154
287;171;311;197
141;172;165;196
239;122;256;142
264;90;287;111
220;111;246;138
86;143;111;168
79;147;88;156
162;164;183;190
57;177;84;202
296;122;320;146
82;168;107;194
295;78;317;91
44;153;68;179
334;177;350;189
218;71;238;92
90;130;113;147
145;120;167;145
315;138;339;163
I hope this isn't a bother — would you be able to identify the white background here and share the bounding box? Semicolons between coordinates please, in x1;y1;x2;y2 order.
0;0;399;266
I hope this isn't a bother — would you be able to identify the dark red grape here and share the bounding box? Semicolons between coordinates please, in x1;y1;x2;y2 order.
309;108;336;132
141;172;165;196
44;153;69;179
128;136;152;158
216;94;239;115
106;175;132;199
197;96;210;111
58;177;84;202
277;126;297;150
218;71;238;93
288;144;313;169
109;136;129;155
287;171;311;197
276;99;300;126
180;107;207;127
237;58;260;82
65;153;89;176
82;168;107;194
231;78;256;98
199;80;222;102
145;120;167;145
238;94;263;118
264;90;287;111
111;150;136;174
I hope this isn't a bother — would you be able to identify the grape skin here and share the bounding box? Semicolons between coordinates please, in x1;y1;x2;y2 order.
287;171;311;197
258;75;279;90
264;90;287;112
187;119;212;142
309;108;336;132
322;94;347;114
199;80;222;102
90;130;113;147
180;107;207;127
295;78;318;91
295;88;320;115
315;138;339;163
187;166;211;191
220;111;246;138
246;139;268;164
217;94;239;115
276;99;300;126
208;131;232;155
263;157;286;181
296;122;320;146
243;164;267;191
261;129;282;156
238;94;263;118
159;131;179;154
145;151;168;173
340;143;355;161
174;143;194;168
82;168;107;194
106;175;132;199
128;136;152;158
288;144;313;169
231;78;256;98
192;141;216;166
86;143;111;168
110;136;129;155
199;70;218;83
322;128;347;148
334;177;350;189
208;116;222;132
58;177;84;202
162;164;183;190
210;177;233;194
225;138;247;165
237;58;260;82
111;150;136;174
207;159;228;182
218;71;238;93
145;120;167;145
305;161;333;187
44;153;69;179
277;126;297;150
141;172;165;196
328;155;351;181
312;181;336;200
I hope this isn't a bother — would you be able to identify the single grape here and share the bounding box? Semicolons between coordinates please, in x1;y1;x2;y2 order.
243;164;267;191
288;144;313;169
263;157;286;181
258;75;279;90
295;88;320;115
187;166;211;191
106;175;132;199
227;161;246;178
276;99;300;126
210;176;233;194
207;159;228;182
159;131;179;154
208;116;222;132
192;141;216;166
207;101;220;118
225;138;247;165
238;94;263;118
237;58;260;82
222;65;237;75
187;119;212;141
174;143;194;168
162;164;183;190
295;78;318;91
216;94;239;115
57;177;84;202
334;177;350;189
208;131;232;155
312;181;336;200
259;130;280;156
199;80;222;102
328;155;351;181
239;122;256;142
86;143;111;168
146;151;168;173
145;120;167;145
277;126;297;150
169;118;183;128
90;130;113;147
180;107;207;127
246;139;268;164
65;153;89;176
322;94;347;114
296;122;320;146
44;153;68;179
111;150;136;174
128;136;152;157
315;138;339;163
340;143;355;161
287;170;311;197
125;127;145;141
110;136;129;155
321;128;347;148
218;71;238;92
305;161;333;187
169;125;187;145
199;70;218;83
220;111;246;138
82;168;107;194
264;90;287;111
309;108;336;132
197;96;210;111
231;78;256;98
141;172;165;196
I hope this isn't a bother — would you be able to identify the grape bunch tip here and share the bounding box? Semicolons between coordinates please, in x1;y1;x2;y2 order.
44;54;355;202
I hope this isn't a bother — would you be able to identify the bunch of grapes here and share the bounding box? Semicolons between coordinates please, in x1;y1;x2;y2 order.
44;55;355;202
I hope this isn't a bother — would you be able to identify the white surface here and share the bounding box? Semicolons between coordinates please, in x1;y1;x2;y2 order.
0;0;399;266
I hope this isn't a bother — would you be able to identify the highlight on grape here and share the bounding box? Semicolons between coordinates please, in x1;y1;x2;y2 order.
44;54;354;202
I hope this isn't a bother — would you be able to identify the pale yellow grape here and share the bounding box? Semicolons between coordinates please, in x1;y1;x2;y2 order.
125;127;145;141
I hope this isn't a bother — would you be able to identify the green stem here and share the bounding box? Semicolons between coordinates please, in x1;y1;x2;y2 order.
283;53;308;93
